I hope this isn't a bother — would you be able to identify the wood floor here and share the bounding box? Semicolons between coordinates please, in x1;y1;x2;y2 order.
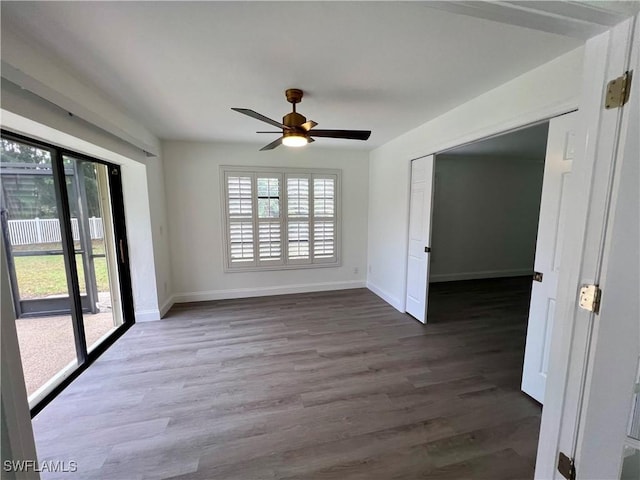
32;278;541;479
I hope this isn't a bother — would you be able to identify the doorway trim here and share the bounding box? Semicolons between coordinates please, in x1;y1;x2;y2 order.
536;16;638;478
401;108;577;314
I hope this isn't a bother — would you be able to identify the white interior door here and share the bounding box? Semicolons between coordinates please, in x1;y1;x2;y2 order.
405;155;434;323
572;21;639;477
521;112;577;403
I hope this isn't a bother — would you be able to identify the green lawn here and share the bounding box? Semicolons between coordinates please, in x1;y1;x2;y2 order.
13;242;110;299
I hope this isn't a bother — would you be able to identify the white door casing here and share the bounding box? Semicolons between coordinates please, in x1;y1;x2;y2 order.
572;16;639;478
405;155;434;323
522;112;577;404
535;15;638;480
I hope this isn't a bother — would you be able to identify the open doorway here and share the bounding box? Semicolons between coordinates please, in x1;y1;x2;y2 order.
426;121;549;399
417;111;578;405
402;110;578;410
400;111;579;471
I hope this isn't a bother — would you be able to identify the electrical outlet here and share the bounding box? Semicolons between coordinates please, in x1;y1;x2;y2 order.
353;267;359;275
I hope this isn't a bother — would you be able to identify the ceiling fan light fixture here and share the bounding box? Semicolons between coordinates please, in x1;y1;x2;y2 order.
282;132;308;147
232;89;371;151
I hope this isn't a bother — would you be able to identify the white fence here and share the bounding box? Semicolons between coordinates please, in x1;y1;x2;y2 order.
7;217;104;246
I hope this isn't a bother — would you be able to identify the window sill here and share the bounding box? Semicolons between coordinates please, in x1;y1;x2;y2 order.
223;261;341;273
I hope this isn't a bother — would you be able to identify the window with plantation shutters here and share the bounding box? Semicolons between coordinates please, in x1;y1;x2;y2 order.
286;175;310;264
227;175;254;263
313;176;336;262
222;167;340;271
257;176;282;264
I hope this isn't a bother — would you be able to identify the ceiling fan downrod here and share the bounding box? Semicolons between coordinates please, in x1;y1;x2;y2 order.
283;89;306;128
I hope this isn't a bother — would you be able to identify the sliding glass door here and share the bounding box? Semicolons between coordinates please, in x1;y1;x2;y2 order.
63;155;126;353
0;131;134;413
0;138;80;398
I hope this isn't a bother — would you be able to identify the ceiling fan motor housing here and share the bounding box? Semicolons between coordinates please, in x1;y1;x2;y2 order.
283;111;306;129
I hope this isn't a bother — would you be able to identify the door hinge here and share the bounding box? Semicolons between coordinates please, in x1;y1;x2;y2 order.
558;452;576;480
605;71;632;109
533;271;543;282
578;284;602;314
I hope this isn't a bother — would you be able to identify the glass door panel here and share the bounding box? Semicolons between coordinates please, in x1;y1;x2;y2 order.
0;138;79;399
63;156;123;353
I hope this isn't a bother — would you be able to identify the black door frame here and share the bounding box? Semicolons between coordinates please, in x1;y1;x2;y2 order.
1;129;136;416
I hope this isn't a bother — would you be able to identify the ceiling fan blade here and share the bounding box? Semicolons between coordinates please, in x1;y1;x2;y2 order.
232;108;291;130
301;120;318;131
256;131;282;134
308;129;371;140
259;137;283;151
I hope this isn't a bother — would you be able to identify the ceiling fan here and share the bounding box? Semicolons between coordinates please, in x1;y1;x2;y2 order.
232;89;371;151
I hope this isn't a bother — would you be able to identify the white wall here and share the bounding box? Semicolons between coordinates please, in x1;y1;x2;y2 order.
118;160;161;320
163;141;369;302
367;46;583;311
1;25;173;320
1;25;158;155
143;154;173;316
429;154;545;282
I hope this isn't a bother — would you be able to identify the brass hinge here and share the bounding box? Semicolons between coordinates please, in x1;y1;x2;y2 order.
558;452;576;480
578;284;602;314
605;71;632;109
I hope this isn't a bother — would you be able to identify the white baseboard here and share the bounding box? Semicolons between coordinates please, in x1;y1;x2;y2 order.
135;296;176;321
159;295;175;318
366;281;405;313
135;309;161;322
173;280;366;304
429;269;533;283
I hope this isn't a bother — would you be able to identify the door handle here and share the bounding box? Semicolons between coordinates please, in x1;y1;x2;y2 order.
533;271;543;282
424;246;431;253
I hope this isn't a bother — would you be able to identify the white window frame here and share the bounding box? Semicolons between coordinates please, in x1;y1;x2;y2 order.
220;165;341;272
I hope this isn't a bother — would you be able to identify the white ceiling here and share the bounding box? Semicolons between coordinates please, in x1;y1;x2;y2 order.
0;2;590;150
